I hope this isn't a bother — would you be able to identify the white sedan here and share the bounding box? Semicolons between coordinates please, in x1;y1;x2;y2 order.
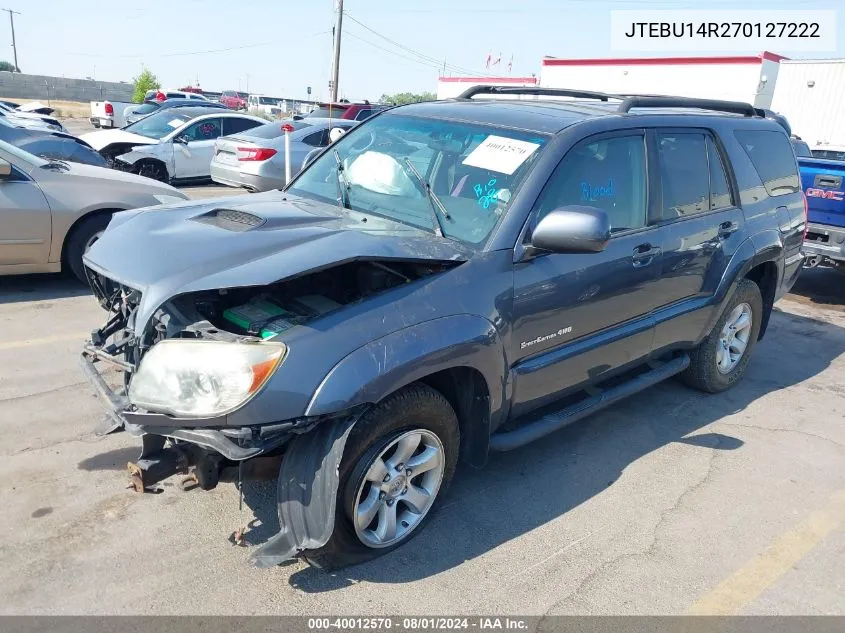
81;108;266;184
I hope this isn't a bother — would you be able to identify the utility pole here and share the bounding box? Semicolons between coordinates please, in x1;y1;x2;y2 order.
330;0;343;102
1;8;20;72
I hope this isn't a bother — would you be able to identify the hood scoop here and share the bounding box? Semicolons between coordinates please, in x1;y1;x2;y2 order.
191;208;266;232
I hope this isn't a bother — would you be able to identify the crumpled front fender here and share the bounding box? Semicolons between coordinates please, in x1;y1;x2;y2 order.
250;414;358;568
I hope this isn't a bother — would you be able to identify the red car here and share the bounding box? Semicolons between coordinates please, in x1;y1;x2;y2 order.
304;101;388;122
219;90;249;110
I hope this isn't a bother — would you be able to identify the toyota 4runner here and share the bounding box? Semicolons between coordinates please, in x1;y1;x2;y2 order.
80;87;806;569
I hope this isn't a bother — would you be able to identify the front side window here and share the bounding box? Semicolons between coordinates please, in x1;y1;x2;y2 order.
734;129;800;196
289;113;548;246
535;134;647;233
180;118;222;141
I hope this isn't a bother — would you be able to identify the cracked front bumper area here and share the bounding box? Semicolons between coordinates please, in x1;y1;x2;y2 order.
80;348;320;491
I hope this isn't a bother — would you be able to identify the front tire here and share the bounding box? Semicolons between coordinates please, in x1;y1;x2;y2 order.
65;213;113;284
303;383;460;570
681;278;763;393
135;160;169;184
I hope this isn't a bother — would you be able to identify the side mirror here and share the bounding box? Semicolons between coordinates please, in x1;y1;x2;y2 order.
174;135;188;144
530;206;611;254
0;157;11;179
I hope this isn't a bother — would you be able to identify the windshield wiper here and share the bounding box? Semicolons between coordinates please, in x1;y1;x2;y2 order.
402;158;449;238
334;150;351;211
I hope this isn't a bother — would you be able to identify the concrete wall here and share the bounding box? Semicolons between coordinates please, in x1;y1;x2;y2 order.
0;72;134;102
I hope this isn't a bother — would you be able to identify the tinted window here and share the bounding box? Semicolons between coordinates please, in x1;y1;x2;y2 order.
734;129;800;196
536;134;647;233
133;102;159;115
708;137;732;210
657;133;709;218
812;149;845;161
791;140;812;157
306;106;348;119
180;118;222;141
223;117;262;136
302;129;330;147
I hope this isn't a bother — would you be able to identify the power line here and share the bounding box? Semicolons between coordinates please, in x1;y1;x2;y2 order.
344;12;503;78
65;31;331;60
344;31;444;71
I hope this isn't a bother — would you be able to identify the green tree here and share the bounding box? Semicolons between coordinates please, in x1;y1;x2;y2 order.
378;91;436;106
0;61;19;72
131;67;161;103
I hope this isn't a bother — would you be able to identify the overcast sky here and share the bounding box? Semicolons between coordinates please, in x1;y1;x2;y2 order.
5;0;844;102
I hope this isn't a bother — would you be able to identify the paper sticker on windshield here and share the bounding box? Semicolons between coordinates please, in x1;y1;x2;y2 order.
167;119;184;128
461;135;540;175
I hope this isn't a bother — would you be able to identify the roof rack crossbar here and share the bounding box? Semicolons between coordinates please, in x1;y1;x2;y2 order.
618;96;760;117
458;85;612;101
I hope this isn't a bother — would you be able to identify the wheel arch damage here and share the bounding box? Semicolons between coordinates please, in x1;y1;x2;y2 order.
251;413;358;567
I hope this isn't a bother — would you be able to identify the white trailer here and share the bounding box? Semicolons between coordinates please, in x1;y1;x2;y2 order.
539;52;784;108
770;59;845;147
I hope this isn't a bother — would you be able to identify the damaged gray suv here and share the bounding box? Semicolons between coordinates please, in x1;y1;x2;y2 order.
80;87;806;569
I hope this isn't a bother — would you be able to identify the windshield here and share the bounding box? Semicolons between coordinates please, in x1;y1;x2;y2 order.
124;110;191;139
791;140;811;158
289;113;548;246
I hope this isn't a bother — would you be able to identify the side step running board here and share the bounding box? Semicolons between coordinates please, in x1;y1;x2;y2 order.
489;354;690;452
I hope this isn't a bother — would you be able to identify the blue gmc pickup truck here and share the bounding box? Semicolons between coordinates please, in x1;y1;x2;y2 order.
798;148;845;270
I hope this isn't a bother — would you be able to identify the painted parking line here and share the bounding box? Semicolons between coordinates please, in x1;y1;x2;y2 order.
688;488;845;615
0;333;87;351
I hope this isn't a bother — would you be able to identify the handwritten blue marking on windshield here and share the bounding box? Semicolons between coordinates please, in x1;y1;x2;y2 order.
581;178;615;202
474;178;499;209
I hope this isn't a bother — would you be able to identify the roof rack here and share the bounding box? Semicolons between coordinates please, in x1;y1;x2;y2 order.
617;95;762;117
458;85;612;101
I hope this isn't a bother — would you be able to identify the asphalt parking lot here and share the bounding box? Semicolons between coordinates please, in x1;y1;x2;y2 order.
0;118;843;616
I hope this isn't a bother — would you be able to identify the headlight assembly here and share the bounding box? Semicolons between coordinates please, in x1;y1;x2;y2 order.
128;340;287;418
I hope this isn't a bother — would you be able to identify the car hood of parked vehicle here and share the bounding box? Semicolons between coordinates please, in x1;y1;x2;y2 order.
31;159;187;209
83;189;471;333
80;129;159;151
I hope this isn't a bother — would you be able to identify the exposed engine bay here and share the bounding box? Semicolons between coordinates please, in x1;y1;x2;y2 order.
86;258;454;377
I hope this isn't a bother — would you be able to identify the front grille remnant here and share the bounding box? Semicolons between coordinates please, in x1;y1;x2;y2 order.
192;208;265;232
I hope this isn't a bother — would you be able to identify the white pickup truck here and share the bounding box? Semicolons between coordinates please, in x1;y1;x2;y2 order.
89;100;135;129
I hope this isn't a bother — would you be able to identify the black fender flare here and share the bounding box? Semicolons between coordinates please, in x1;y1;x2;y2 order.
707;232;784;339
251;414;357;568
304;314;507;463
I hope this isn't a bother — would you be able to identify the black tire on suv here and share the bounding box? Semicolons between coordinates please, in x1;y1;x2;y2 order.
681;278;763;393
304;383;460;569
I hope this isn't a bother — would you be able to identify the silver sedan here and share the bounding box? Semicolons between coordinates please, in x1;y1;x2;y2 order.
210;118;356;192
0;139;189;282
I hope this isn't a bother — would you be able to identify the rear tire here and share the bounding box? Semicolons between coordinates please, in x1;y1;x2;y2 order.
65;213;113;284
303;383;460;570
681;278;763;393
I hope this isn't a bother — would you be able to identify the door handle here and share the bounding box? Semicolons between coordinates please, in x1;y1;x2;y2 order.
718;221;739;238
632;243;661;268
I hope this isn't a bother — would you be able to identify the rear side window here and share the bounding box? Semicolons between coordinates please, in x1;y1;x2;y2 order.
535;134;647;233
707;137;732;210
812;149;845;161
734;130;800;196
657;133;709;218
223;117;262;136
302;129;331;147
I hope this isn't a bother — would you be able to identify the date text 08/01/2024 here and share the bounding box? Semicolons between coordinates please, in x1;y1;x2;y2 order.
624;22;820;38
307;617;529;630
